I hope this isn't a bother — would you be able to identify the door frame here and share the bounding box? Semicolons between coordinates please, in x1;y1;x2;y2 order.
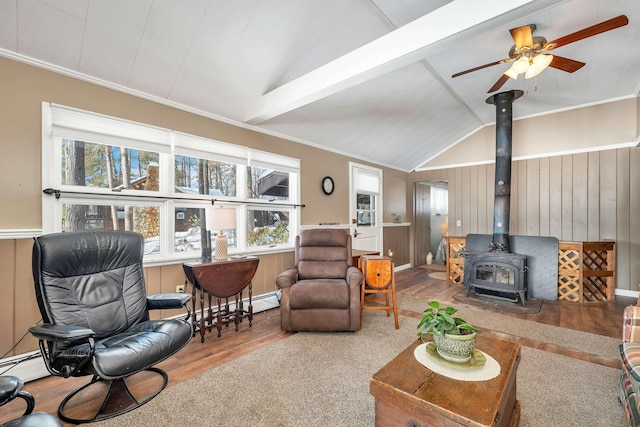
349;162;383;253
413;180;449;266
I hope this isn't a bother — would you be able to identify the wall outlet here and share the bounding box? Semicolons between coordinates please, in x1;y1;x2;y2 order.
176;284;185;293
456;220;462;227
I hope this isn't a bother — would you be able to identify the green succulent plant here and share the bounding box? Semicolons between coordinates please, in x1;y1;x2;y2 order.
417;300;480;337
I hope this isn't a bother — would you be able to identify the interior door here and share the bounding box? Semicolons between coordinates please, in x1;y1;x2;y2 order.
350;163;382;252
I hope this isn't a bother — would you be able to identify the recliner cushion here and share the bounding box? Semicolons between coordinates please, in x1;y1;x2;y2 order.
297;257;348;280
621;369;640;427
33;231;149;339
42;266;148;340
298;229;348;247
289;280;350;310
52;318;192;379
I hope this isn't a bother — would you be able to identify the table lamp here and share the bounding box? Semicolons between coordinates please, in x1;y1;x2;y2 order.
207;207;236;260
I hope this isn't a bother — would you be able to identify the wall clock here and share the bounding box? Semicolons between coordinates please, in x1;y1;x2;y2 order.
322;176;334;195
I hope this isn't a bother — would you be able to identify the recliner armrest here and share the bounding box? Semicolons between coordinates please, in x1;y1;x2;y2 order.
276;268;298;289
623;305;640;342
28;324;94;343
346;266;363;287
147;293;192;310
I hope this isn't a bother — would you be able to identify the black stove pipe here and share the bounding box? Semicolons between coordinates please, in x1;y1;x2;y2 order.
485;90;523;253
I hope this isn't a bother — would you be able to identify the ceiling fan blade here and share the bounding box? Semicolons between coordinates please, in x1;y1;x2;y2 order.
548;55;585;73
510;25;534;50
545;15;628;50
487;74;510;93
452;59;510;78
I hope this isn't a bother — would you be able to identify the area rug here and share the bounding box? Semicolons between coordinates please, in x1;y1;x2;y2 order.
93;310;625;427
398;294;620;360
453;290;544;315
428;271;448;281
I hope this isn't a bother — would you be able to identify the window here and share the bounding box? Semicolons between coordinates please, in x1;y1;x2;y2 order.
62;139;160;191
42;103;300;261
356;193;376;226
174;155;236;197
247;166;289;200
247;207;290;247
431;186;448;215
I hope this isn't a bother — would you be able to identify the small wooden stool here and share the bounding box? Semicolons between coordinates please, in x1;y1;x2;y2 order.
359;255;399;329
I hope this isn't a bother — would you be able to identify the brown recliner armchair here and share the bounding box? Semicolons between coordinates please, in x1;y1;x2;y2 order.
276;228;363;332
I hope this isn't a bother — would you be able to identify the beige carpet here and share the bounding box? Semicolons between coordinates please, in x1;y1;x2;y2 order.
397;294;621;360
93;300;625;427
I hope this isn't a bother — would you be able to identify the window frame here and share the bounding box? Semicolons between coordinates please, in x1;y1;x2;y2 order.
42;103;300;263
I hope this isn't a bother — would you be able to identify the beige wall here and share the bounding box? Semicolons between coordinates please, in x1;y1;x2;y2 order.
421;97;638;169
0;56;409;229
0;56;409;357
637;96;640;140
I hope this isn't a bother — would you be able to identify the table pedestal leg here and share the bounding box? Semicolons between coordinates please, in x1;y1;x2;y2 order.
234;294;240;331
248;282;253;327
199;288;205;343
216;298;223;337
207;293;213;332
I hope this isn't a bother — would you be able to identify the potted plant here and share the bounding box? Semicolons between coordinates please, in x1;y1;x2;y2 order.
417;300;480;363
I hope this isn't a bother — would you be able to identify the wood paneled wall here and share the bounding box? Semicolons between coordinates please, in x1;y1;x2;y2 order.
383;225;410;267
0;243;294;358
411;147;640;291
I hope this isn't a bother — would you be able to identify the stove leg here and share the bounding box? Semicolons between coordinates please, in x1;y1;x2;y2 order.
518;291;527;307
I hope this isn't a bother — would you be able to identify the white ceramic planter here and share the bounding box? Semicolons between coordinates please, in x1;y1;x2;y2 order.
433;332;477;363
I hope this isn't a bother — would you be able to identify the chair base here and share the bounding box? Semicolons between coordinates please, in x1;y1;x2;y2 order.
57;367;168;424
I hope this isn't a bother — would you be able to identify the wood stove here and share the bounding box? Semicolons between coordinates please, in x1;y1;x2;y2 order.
463;251;527;305
461;90;528;306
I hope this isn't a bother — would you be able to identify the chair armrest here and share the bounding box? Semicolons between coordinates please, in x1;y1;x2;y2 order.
147;293;192;310
29;324;94;343
623;305;640;342
276;268;298;289
346;266;363;288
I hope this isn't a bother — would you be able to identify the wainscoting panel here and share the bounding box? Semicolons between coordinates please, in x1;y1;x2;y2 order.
383;224;410;267
0;247;293;359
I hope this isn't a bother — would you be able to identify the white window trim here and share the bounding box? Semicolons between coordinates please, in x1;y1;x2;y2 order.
42;102;301;261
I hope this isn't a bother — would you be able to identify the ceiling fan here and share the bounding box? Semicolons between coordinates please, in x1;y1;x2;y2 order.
451;15;629;93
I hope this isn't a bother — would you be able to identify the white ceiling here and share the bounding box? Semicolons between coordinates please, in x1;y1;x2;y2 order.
1;0;639;172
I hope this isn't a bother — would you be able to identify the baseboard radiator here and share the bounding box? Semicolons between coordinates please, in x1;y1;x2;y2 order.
1;291;281;383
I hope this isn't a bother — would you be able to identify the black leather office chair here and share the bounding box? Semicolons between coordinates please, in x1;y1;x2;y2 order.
28;231;193;423
0;375;61;427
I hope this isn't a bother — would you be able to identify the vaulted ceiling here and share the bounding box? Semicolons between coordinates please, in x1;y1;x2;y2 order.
1;0;639;171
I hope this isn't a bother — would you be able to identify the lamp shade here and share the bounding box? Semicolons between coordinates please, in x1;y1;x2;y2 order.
207;207;237;232
206;207;236;260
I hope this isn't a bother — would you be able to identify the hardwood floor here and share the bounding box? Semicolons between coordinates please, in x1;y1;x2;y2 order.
1;266;633;426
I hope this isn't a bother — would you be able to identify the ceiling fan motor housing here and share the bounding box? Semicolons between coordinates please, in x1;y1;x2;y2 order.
508;36;548;59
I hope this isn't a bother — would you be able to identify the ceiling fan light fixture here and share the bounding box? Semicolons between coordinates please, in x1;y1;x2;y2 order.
513;56;530;74
504;66;519;80
504;56;529;80
525;54;553;79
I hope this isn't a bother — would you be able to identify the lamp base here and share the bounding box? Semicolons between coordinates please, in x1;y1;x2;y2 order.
214;235;228;260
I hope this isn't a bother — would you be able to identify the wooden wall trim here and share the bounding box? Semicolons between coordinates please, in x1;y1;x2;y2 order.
0;230;41;239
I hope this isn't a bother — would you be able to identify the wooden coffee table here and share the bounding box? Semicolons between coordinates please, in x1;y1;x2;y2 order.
370;335;521;427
